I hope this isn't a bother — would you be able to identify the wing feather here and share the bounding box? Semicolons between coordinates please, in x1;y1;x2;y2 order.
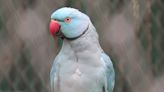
101;53;115;92
50;55;60;92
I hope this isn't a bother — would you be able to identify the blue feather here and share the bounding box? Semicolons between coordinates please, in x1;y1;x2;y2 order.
101;53;115;92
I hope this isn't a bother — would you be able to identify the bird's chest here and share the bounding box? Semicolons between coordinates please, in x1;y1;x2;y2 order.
53;41;105;92
59;64;105;92
56;54;105;92
58;48;103;78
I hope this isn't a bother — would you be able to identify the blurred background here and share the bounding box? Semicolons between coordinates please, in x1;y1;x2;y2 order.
0;0;163;92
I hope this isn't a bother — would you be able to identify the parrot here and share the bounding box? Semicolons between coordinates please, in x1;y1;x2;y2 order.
49;7;115;92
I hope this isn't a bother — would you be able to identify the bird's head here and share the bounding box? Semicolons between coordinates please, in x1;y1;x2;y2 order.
49;7;90;39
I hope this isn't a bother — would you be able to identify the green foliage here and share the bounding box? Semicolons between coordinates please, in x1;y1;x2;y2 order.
13;76;29;90
0;12;3;32
0;18;2;31
138;27;148;49
151;45;159;64
0;10;8;39
151;16;158;41
1;50;45;92
151;3;158;17
65;0;75;7
0;78;10;91
26;67;34;83
150;1;164;76
151;3;158;64
65;0;87;13
138;1;163;76
161;0;164;4
160;11;164;28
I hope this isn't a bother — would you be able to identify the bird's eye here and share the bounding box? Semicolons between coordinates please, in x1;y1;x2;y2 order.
64;17;71;23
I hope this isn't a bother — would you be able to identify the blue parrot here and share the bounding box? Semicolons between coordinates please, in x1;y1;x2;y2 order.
49;7;115;92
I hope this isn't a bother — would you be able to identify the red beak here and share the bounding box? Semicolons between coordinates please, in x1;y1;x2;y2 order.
49;20;61;36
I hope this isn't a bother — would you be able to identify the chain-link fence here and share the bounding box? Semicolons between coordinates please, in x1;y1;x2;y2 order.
0;0;163;92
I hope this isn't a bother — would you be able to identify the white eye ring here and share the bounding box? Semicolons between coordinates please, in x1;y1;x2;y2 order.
64;17;71;23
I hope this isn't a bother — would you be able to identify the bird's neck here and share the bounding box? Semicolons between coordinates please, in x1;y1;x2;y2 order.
59;24;103;66
62;23;101;52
